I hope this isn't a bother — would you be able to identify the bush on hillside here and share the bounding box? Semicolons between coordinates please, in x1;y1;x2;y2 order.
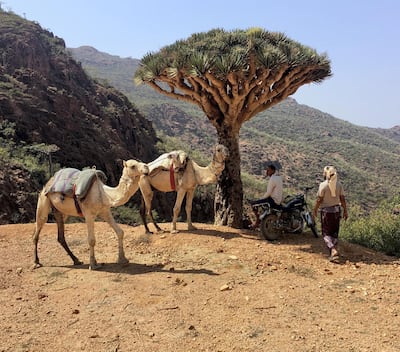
341;196;400;257
111;205;146;226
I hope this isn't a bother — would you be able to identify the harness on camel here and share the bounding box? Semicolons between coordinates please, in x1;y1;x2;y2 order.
148;150;188;190
45;167;107;216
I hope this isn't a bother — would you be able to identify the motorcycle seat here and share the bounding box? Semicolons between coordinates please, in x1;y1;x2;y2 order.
249;199;269;207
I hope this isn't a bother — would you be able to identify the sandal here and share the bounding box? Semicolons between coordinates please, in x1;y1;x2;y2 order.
329;247;340;262
329;254;340;262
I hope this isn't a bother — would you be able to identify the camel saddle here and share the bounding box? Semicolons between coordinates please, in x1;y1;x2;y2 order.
148;150;188;176
46;167;107;200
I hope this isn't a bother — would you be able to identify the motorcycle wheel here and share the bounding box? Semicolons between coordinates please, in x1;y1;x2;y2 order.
309;224;319;238
260;214;280;241
303;211;319;238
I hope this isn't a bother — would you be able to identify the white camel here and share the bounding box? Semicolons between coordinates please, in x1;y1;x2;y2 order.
147;150;188;173
139;144;229;234
33;159;149;270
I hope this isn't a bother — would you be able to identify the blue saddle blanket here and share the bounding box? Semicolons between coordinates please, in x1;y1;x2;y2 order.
46;168;107;199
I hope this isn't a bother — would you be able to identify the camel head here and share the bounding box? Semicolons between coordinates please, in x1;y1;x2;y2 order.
177;150;188;170
213;144;229;164
168;150;188;171
123;159;149;179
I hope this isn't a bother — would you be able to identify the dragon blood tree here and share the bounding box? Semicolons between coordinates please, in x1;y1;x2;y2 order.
134;28;331;228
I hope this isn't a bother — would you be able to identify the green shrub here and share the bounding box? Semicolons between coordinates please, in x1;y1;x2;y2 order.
242;172;265;200
111;205;149;226
341;196;400;257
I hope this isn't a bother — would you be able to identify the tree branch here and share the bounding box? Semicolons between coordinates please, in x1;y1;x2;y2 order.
190;74;230;116
146;81;202;107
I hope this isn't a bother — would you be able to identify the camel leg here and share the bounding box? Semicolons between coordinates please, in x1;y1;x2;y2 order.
32;192;51;268
140;196;153;234
185;189;197;231
84;215;99;270
100;210;129;265
171;190;186;233
147;207;163;233
53;209;83;266
140;190;163;234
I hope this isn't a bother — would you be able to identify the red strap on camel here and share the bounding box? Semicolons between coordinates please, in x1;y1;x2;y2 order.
72;184;84;217
169;163;176;190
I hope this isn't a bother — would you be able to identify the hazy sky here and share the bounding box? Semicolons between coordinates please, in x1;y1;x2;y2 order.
3;0;399;128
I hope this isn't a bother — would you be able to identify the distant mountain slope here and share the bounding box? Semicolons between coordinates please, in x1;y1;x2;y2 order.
0;10;159;223
373;125;400;143
69;46;400;210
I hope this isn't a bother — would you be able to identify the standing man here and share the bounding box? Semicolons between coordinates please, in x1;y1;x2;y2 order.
250;164;283;228
312;166;348;261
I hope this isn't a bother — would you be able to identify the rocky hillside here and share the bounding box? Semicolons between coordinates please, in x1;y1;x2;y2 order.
374;125;400;143
0;10;159;223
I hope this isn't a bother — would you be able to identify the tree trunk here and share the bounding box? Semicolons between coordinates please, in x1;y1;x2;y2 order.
214;126;243;228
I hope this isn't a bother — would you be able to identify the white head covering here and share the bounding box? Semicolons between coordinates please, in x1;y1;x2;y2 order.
324;166;337;197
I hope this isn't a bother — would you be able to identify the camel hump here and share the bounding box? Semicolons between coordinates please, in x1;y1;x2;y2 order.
45;168;107;199
46;168;80;196
74;169;107;199
148;150;188;175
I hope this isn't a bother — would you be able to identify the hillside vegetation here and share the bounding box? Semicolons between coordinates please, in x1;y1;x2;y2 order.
70;46;400;210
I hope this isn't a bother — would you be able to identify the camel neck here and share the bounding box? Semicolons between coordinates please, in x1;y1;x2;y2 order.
210;157;225;175
193;158;225;185
106;175;139;207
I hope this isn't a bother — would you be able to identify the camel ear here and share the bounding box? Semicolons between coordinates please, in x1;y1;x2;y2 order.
123;160;127;167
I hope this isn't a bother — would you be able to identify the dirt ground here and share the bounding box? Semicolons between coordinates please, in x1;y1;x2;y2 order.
0;221;399;352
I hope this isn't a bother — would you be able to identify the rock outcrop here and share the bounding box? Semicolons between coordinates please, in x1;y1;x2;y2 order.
0;10;158;223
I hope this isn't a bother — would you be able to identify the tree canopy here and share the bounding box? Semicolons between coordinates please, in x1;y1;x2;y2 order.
135;27;331;133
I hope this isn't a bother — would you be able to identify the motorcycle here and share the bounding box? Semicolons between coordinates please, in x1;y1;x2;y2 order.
250;186;318;241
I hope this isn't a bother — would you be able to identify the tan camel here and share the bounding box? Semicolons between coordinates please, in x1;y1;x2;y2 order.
139;144;229;234
33;159;149;270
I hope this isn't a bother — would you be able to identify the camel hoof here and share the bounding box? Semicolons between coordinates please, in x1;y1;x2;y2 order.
118;257;129;265
32;262;42;269
89;261;101;270
171;229;179;234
